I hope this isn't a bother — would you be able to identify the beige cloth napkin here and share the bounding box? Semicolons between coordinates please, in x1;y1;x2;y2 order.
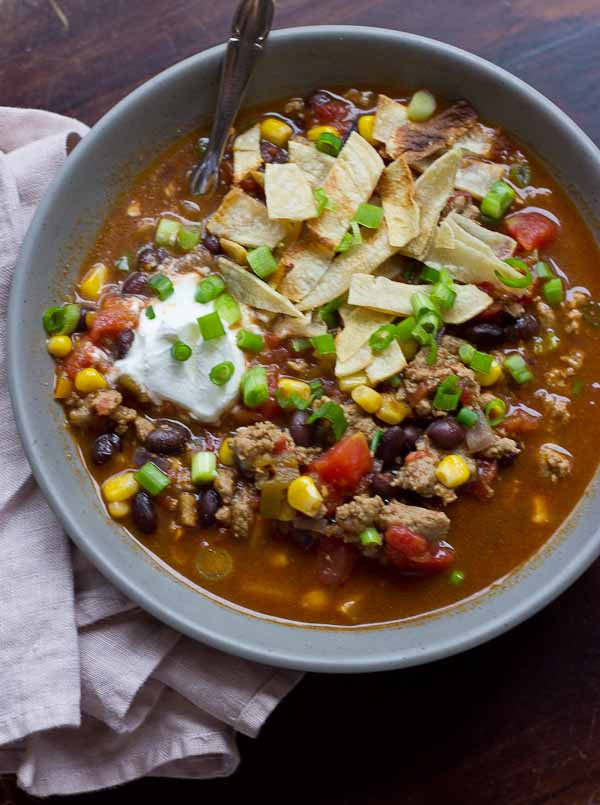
0;108;301;797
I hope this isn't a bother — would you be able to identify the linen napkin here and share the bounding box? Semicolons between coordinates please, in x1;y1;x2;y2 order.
0;108;302;797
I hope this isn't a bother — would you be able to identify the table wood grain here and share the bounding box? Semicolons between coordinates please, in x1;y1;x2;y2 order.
2;1;600;802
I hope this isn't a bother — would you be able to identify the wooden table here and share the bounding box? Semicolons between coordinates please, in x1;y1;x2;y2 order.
2;1;600;802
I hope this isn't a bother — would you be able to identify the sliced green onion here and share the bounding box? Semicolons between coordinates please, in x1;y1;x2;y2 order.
495;258;533;289
407;89;437;122
456;407;479;428
309;378;325;401
291;337;311;353
115;255;130;273
177;226;201;252
191;451;217;484
210;361;235;386
236;329;264;352
197;311;225;340
417;310;441;335
214;292;241;326
480;181;516;220
60;303;81;334
572;379;584;398
426;336;438;366
307;401;347;441
359;527;383;547
369;324;397;354
316;131;343;156
395;316;417;342
145;305;156;320
318;296;344;328
388;374;403;388
420;265;441;284
534;261;553;280
43;303;81;335
171;341;192;361
542;277;564;306
485;397;507;426
370;429;383;454
509;163;531;188
336;220;362;253
431;282;456;312
449;569;465;586
411;291;439;319
411;323;431;346
354;203;384;229
433;374;461;411
459;343;475;364
504;353;533;384
470;350;493;374
155;217;181;247
148;273;174;301
241;366;269;408
134;461;171;496
313;187;333;216
195;274;226;303
247;245;278;279
311;333;336;357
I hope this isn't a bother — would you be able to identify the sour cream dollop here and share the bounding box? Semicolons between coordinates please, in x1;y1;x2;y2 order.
114;272;246;422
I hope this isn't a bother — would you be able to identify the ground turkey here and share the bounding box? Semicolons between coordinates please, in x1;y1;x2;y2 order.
67;389;136;433
214;467;259;540
538;444;573;482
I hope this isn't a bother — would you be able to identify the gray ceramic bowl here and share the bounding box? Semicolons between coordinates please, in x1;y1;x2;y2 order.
9;26;600;672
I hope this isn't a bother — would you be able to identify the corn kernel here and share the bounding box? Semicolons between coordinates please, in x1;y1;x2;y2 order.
435;455;471;488
102;472;139;502
400;338;420;360
475;360;504;387
54;374;73;399
220;237;248;265
287;475;324;517
277;501;296;522
306;125;340;141
260;117;293;148
301;589;330;610
351;385;382;414
47;334;73;358
277;377;311;402
75;367;107;393
358;114;376;143
269;551;290;568
532;495;550;525
85;311;97;329
79;262;108;301
376;396;411;425
218;437;235;466
338;372;370;392
108;500;131;519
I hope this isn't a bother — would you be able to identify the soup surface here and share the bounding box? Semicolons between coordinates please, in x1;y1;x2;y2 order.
44;87;600;624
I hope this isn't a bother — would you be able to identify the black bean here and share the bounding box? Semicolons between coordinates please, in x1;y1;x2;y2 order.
132;491;157;534
198;488;220;527
312;418;335;449
460;322;505;349
376;426;406;468
136;244;168;271
91;432;121;465
132;447;171;471
202;233;222;255
260;139;288;164
401;423;422;452
145;421;189;454
115;328;134;359
426;417;465;450
289;410;312;447
122;271;150;296
75;306;93;332
370;472;396;500
504;313;540;342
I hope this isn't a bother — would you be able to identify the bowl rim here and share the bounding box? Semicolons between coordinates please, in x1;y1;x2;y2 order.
8;24;600;673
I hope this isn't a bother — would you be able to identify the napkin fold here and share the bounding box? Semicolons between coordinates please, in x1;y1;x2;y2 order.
0;108;301;797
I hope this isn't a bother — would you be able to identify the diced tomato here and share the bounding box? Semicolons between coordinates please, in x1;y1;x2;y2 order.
264;333;283;350
316;539;356;587
505;211;558;251
273;435;289;454
310;432;373;493
89;295;139;343
467;459;498;501
408;382;430;407
305;90;355;135
62;336;96;379
385;525;455;573
404;450;428;464
459;383;476;406
502;408;541;435
255;365;281;421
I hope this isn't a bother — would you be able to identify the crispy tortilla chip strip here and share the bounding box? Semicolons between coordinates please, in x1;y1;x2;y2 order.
388;100;478;164
373;94;408;144
335;307;395;362
279;235;332;301
335;344;373;377
366;339;407;384
265;163;317;221
380;156;420;247
348;274;493;324
273;311;327;339
401;146;462;260
218;258;303;317
455;157;506;200
207;188;287;249
233;123;262;183
455;124;497;158
448;212;516;258
288;139;336;187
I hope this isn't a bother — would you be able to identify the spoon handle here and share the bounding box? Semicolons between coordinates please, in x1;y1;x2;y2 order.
190;0;274;195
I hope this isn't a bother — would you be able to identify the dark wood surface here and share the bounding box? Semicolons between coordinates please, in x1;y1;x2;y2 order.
3;1;600;802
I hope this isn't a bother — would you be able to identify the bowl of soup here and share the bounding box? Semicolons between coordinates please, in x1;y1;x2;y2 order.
9;26;600;671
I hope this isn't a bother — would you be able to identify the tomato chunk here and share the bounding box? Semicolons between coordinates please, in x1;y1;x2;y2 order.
385;525;455;573
310;432;373;493
502;408;540;435
89;295;139;343
505;211;558;251
63;336;97;379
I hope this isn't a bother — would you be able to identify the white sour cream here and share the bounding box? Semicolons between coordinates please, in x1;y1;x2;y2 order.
114;272;246;422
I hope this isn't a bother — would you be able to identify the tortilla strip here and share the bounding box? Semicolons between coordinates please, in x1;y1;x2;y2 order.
307;131;384;252
455;157;506;200
348;274;493;324
279;234;332;301
379;156;421;247
264;163;317;221
455;124;497;158
297;222;397;310
233;123;262;183
335;307;395;362
401;146;462;260
288;139;336;187
388;100;478;164
273;311;326;339
366;339;407;384
208;188;287;249
335;344;373;377
448;212;516;259
218;258;303;318
373;95;408;144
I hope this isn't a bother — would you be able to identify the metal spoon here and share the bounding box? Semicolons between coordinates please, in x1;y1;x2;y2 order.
189;0;274;196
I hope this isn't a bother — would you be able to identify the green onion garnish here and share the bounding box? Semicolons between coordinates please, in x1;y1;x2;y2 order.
369;324;397;354
241;366;269;408
336;221;362;253
197;311;225;340
316;131;343;156
458;344;475;365
370;429;383;454
495;258;533;289
155;217;181;247
42;303;81;335
196;274;226;303
171;341;192;361
291;337;311;353
214;292;241;326
359;527;383;547
431;281;456;312
395;316;417;343
247;245;278;279
313;187;333;216
209;361;235;386
115;255;130;273
480;181;516;220
485;397;507;426
420;265;441;284
449;569;465;586
456;407;479;428
236;329;264;352
470;350;493;374
191;451;217;484
504;353;533;384
426;336;438;367
542;277;564;306
310;333;337;357
134;461;171;496
318;296;344;329
411;323;431;346
534;261;554;280
307;401;347;441
509;163;531;188
145;306;156;320
433;374;461;411
354;203;384;229
407;89;437;123
411;291;439;319
387;374;403;388
176;226;201;252
148;273;174;301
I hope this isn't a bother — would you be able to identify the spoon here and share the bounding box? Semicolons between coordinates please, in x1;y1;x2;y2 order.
189;0;274;196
